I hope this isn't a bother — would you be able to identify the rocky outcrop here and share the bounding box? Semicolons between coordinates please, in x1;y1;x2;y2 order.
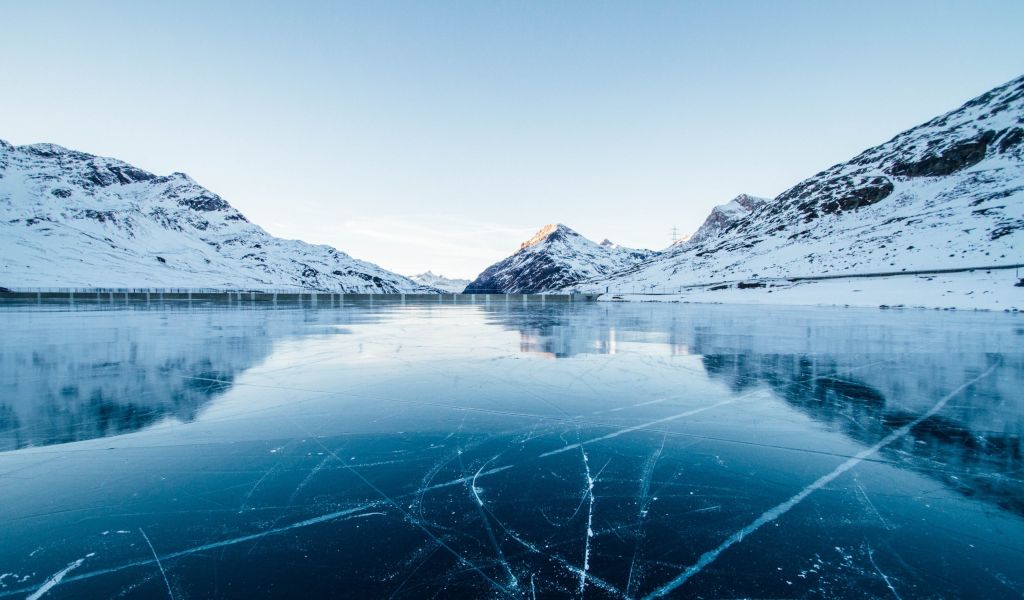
686;194;769;245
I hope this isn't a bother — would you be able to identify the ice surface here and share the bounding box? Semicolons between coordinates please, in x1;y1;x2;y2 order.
0;299;1022;598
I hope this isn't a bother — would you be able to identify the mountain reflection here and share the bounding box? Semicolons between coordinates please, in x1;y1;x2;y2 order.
0;309;271;450
702;353;1024;516
0;305;377;451
490;303;1024;516
3;301;1021;521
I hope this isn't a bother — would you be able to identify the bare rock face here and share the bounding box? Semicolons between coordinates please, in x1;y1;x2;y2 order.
0;142;436;292
888;129;999;178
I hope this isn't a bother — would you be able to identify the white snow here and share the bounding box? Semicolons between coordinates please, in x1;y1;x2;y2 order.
0;141;434;293
578;75;1024;308
409;271;470;293
600;269;1022;311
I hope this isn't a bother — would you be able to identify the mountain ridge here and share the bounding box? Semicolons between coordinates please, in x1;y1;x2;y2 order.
464;223;656;293
0;140;438;292
410;271;470;293
575;74;1024;299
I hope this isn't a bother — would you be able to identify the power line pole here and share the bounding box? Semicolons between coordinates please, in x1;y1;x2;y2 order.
670;225;680;244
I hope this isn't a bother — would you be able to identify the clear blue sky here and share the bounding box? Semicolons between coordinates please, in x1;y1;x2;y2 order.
3;1;1023;279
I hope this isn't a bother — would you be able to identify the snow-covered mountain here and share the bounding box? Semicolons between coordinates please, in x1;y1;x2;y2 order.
0;141;437;292
409;271;470;293
581;75;1024;302
686;194;769;245
464;223;656;293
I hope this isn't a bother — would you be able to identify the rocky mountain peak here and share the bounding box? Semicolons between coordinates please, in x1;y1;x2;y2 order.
731;194;768;211
687;194;769;246
519;223;576;250
466;224;656;294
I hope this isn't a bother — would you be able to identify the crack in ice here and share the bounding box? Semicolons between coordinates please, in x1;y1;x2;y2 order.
466;455;520;590
138;528;174;600
541;399;737;458
580;446;595;596
300;434;518;598
643;361;999;599
1;505;381;598
867;545;903;600
626;434;666;598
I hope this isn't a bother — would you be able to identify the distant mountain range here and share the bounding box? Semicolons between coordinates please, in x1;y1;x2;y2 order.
409;271;470;293
0;141;436;292
463;224;656;293
459;198;768;295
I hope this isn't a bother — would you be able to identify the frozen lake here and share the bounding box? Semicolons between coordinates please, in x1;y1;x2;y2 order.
1;300;1022;598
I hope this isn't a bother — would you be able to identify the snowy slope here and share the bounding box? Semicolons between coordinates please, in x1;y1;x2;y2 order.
409;271;470;293
0;141;436;292
582;75;1024;297
464;224;656;293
